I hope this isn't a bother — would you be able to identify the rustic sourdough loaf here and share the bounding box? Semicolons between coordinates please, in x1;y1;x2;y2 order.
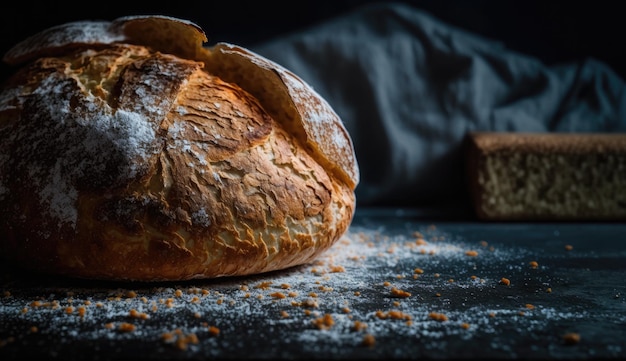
0;16;359;281
466;132;626;221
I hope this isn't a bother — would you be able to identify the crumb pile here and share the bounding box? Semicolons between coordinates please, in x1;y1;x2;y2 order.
1;218;624;360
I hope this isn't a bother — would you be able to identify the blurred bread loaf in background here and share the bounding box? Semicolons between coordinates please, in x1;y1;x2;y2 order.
466;132;626;221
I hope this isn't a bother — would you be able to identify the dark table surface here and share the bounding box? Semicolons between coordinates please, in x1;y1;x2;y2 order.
1;207;625;360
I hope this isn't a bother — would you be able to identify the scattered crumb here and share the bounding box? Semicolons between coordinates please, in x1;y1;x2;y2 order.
562;332;581;345
118;323;136;332
207;326;220;337
390;287;411;298
270;292;286;299
352;320;368;332
361;333;376;347
428;312;448;322
312;314;334;330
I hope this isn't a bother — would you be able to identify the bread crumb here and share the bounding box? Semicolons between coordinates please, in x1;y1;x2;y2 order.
563;332;581;345
270;292;286;299
465;250;478;257
330;265;345;273
375;310;411;321
129;309;149;319
118;323;136;332
312;314;334;330
390;287;411;298
207;326;220;336
254;281;272;290
500;277;511;286
565;244;574;251
428;312;448;321
529;261;539;269
175;333;198;350
301;299;319;308
361;333;376;347
352;320;367;332
161;332;175;342
460;323;470;329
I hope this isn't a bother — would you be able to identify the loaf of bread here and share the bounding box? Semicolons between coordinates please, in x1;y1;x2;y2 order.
0;16;359;281
466;132;626;221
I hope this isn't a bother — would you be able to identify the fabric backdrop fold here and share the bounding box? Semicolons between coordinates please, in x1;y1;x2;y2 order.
252;2;626;208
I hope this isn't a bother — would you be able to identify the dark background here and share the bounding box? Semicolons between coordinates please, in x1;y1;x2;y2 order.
1;0;625;83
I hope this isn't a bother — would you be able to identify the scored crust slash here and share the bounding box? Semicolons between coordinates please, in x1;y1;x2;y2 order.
0;16;359;281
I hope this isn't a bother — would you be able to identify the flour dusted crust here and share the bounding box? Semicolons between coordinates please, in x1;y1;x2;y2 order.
0;16;359;281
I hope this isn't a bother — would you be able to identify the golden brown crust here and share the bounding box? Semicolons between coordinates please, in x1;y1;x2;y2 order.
0;16;358;281
466;132;626;221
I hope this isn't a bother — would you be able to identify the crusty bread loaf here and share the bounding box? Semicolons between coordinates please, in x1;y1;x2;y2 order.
466;132;626;221
0;16;359;281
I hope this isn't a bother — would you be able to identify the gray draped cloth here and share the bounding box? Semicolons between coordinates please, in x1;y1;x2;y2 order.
251;2;626;208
